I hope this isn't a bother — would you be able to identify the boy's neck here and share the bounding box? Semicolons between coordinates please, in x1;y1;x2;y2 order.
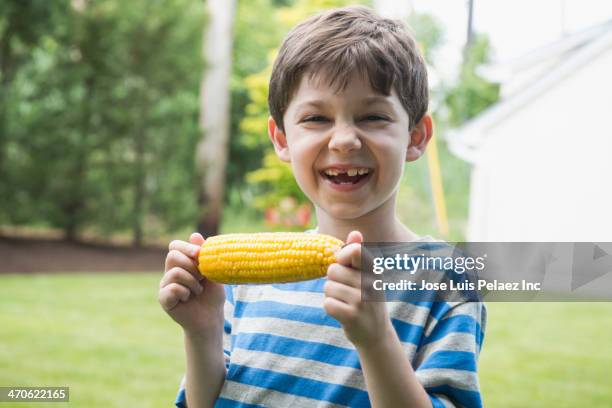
315;196;419;242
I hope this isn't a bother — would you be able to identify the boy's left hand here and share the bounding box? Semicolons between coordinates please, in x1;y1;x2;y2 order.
323;231;392;349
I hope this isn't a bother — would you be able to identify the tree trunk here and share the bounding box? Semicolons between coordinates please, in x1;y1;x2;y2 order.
64;74;94;242
195;0;236;237
132;107;147;247
464;0;475;61
64;0;91;242
0;25;15;190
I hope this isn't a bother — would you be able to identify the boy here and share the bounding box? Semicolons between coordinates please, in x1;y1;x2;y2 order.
159;6;486;408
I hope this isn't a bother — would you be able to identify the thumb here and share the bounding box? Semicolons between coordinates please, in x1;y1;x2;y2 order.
189;232;205;246
339;230;363;269
345;230;363;245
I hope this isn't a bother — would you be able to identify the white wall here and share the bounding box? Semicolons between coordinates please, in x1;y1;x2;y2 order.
468;46;612;241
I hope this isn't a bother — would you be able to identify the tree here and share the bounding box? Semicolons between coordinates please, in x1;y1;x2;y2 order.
1;0;204;244
0;0;68;221
225;0;283;191
444;34;500;127
196;0;237;237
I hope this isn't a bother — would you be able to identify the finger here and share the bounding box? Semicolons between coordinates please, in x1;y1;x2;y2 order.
336;242;361;269
189;232;205;247
327;263;361;288
346;230;363;245
323;297;357;322
324;280;361;304
168;239;200;260
165;249;200;278
160;267;203;295
158;282;190;311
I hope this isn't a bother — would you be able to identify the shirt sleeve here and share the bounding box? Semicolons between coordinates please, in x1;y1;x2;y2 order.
414;301;487;408
174;284;235;408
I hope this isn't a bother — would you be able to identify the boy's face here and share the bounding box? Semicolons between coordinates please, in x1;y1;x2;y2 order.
269;70;432;221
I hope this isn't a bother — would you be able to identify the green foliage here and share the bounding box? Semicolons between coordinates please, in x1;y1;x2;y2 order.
246;151;308;209
0;0;205;243
0;1;70;219
226;0;283;190
239;64;274;149
444;34;500;126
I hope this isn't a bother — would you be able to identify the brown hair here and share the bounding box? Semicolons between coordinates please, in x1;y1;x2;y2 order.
268;5;428;132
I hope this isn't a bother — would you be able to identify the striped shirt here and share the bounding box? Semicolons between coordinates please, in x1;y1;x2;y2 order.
175;240;487;407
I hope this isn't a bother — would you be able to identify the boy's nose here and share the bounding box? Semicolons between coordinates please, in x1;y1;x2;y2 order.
328;124;362;153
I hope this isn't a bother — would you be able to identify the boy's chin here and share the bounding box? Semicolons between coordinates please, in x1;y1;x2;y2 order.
322;202;372;221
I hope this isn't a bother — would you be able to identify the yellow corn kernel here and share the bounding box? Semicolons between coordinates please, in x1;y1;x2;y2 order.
198;232;344;284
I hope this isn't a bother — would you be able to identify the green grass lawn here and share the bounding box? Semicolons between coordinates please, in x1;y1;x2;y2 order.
480;303;612;407
0;273;184;407
1;274;611;407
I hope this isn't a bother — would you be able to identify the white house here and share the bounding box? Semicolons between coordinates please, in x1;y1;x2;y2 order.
448;19;612;242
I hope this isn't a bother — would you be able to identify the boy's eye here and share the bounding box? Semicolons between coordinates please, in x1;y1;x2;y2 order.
302;115;329;123
362;115;389;122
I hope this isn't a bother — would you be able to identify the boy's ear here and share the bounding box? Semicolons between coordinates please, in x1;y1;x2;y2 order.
268;116;291;162
406;114;433;162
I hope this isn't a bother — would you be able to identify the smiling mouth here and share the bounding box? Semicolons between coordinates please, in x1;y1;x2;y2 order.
320;168;372;184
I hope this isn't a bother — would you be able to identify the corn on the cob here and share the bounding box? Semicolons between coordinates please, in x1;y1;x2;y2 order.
198;232;344;284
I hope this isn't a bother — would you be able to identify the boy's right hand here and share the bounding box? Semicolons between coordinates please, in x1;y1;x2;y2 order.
159;232;226;337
